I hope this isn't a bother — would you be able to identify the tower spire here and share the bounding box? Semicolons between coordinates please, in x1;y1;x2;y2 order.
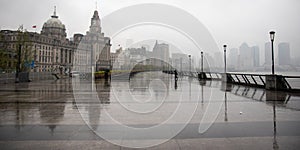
54;6;56;16
51;6;58;18
95;1;98;10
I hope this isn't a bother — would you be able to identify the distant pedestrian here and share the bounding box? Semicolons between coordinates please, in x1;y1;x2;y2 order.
174;69;178;81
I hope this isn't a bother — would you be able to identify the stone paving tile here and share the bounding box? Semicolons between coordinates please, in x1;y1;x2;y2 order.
1;73;300;149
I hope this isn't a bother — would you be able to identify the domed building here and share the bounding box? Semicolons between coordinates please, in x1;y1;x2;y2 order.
0;6;111;77
41;7;67;40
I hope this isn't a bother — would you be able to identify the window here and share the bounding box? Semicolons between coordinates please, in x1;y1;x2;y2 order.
69;51;72;63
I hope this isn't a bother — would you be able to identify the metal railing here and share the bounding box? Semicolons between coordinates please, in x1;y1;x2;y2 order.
163;71;300;91
204;72;222;80
283;76;300;91
227;73;300;91
228;73;266;88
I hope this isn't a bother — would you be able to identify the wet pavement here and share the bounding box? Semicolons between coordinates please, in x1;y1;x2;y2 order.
0;71;300;149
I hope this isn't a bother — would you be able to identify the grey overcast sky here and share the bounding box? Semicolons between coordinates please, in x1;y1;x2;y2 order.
1;0;300;59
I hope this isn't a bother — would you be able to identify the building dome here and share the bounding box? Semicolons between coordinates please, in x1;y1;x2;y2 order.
41;7;67;39
43;17;65;29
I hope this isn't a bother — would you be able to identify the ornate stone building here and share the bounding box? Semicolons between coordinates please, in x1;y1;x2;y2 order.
0;8;76;73
0;7;111;74
72;10;111;73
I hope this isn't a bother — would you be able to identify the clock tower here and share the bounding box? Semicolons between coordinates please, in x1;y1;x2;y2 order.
84;9;111;71
89;10;102;33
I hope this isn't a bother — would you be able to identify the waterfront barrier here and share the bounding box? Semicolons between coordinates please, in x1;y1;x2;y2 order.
162;70;300;92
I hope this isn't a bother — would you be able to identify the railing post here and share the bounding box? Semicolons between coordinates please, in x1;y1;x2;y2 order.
221;73;233;83
265;75;288;91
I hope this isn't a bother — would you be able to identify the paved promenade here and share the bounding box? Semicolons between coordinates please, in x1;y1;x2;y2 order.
0;72;300;149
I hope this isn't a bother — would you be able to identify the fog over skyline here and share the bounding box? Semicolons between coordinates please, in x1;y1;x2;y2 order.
1;0;299;58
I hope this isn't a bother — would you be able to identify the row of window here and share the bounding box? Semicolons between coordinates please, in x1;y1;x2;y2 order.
39;56;53;63
35;44;52;50
39;50;53;57
7;35;53;44
7;43;53;51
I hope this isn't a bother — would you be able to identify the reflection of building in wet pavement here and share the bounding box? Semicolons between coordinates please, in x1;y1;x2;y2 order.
0;79;74;132
38;80;71;131
95;79;111;104
1;73;300;149
79;79;111;130
39;102;66;132
129;72;170;99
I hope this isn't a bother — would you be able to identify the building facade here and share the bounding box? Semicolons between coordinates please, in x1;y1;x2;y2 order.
152;41;169;68
228;48;238;70
73;10;111;72
251;46;260;67
0;7;111;74
171;53;189;72
278;42;291;66
264;42;271;66
238;43;254;70
0;8;76;73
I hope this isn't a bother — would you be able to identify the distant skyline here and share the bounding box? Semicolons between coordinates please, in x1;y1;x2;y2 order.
1;0;299;57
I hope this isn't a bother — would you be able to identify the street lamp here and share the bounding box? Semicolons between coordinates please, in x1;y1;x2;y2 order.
201;51;204;73
269;31;275;75
180;57;182;73
15;44;22;82
188;55;191;75
223;45;227;73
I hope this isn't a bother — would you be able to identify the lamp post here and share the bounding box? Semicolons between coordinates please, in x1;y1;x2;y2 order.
269;31;275;75
180;57;182;73
223;45;227;73
15;44;22;82
188;55;191;76
201;51;203;73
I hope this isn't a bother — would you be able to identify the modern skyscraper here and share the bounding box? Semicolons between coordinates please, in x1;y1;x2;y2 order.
239;43;253;70
171;53;188;71
213;51;222;70
264;42;271;66
251;46;260;67
228;48;238;70
278;42;291;65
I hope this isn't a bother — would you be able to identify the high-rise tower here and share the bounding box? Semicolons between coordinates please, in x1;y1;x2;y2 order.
278;42;291;65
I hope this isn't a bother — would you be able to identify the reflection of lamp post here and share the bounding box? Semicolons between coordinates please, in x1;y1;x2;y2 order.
273;102;279;150
224;92;228;122
269;31;275;75
223;45;227;73
201;83;204;105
